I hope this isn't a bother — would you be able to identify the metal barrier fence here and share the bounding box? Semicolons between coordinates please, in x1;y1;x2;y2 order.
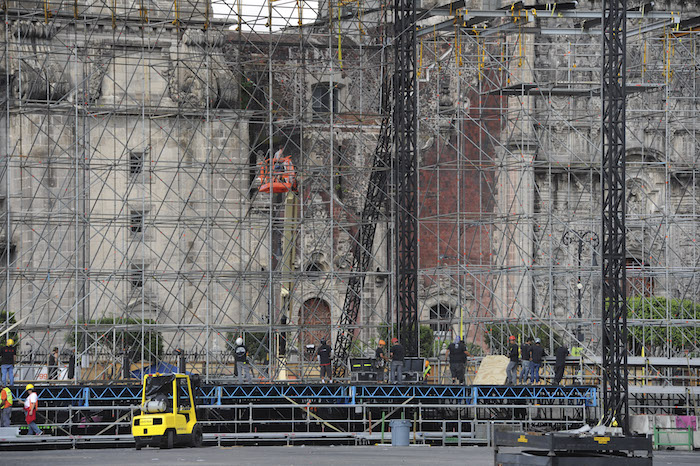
0;402;593;447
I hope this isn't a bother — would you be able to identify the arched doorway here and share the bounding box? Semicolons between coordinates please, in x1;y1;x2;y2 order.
299;298;331;351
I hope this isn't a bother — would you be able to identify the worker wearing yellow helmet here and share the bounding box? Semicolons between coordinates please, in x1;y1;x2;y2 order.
1;338;16;386
374;340;388;382
24;384;41;435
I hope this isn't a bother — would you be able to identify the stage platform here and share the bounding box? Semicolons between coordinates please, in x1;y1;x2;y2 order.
0;382;601;447
6;383;597;407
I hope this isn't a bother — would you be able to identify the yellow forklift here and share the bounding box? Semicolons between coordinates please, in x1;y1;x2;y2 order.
132;373;203;449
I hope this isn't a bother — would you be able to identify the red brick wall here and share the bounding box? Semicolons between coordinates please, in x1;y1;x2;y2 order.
419;87;502;346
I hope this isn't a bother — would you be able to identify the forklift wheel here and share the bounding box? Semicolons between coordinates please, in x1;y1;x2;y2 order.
191;425;203;448
135;438;143;451
160;430;174;449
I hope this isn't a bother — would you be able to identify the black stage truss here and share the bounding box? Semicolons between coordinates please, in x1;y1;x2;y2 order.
601;0;630;433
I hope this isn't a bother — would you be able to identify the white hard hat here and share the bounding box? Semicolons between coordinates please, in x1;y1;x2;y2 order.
236;337;243;346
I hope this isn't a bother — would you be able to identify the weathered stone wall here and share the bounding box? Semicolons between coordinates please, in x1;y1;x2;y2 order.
528;0;700;354
7;1;212;22
249;36;389;351
0;11;246;354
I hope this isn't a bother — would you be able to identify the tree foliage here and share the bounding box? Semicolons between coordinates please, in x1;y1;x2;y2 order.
465;342;485;357
66;318;163;360
378;324;435;358
627;296;700;356
0;310;18;346
226;331;269;362
485;322;564;354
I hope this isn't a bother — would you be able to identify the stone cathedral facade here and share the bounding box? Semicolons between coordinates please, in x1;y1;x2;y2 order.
1;0;699;375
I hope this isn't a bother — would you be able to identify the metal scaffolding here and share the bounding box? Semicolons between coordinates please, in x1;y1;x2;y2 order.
1;1;700;390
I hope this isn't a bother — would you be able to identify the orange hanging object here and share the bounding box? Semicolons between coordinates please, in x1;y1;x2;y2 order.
257;149;297;194
259;181;292;194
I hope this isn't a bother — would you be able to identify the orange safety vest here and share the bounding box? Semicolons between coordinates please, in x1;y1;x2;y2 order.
257;160;269;185
1;387;11;408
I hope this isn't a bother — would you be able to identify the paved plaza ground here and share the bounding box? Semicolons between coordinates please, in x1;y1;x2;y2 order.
1;445;698;465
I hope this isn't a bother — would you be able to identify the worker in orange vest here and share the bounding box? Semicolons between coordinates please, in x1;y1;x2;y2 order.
1;386;12;427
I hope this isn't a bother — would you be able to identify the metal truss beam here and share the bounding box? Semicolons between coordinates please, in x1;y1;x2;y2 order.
18;383;598;407
332;80;393;379
601;0;630;435
473;386;597;407
394;0;419;357
356;384;470;401
455;9;679;22
416;8;680;38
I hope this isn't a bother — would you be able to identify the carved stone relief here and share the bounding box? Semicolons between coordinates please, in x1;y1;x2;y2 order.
334;237;352;269
12;62;69;101
84;48;112;104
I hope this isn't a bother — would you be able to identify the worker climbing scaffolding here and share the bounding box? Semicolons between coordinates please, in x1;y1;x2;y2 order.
258;149;298;194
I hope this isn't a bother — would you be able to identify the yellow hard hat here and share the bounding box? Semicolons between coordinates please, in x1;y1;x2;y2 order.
26;384;34;391
6;339;13;346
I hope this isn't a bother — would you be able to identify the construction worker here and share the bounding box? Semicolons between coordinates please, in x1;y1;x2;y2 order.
234;337;252;383
67;347;76;380
1;338;16;386
374;340;388;382
49;347;59;380
258;149;298;193
279;153;297;191
23;384;41;435
528;338;545;384
316;338;332;383
505;335;519;385
553;343;569;385
389;338;405;384
446;337;469;384
1;385;12;426
519;337;533;384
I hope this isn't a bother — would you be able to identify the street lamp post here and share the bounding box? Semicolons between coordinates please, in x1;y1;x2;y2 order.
562;230;600;341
